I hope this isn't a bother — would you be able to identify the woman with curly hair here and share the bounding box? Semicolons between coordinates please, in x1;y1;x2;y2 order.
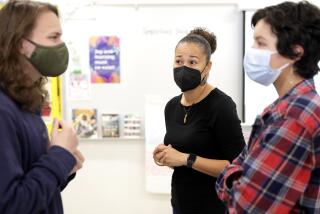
0;1;84;213
216;1;320;213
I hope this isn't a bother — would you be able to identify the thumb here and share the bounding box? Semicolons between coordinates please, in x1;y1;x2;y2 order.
168;144;172;148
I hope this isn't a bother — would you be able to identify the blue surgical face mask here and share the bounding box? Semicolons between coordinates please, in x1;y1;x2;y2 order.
244;47;289;86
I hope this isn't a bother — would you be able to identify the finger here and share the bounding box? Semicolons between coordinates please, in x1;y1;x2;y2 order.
154;151;165;161
154;159;164;166
74;153;83;170
50;118;59;137
74;150;85;163
153;144;166;155
76;159;83;170
159;154;166;166
153;146;162;156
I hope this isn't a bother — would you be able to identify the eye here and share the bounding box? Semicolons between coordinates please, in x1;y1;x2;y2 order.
257;41;266;47
49;34;60;41
190;60;197;65
175;59;182;64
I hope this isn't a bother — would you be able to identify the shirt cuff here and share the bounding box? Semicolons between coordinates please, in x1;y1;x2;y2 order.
216;164;243;201
47;146;76;184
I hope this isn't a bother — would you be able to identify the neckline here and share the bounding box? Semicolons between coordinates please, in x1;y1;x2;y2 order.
179;87;217;108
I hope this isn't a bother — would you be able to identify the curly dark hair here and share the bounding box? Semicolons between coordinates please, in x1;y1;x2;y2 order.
177;27;217;63
0;0;59;112
252;1;320;79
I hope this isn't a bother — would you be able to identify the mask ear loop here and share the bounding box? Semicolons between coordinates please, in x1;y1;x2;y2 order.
24;38;37;46
200;62;209;85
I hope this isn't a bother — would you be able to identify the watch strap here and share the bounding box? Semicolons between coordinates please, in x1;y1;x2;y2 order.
187;153;197;168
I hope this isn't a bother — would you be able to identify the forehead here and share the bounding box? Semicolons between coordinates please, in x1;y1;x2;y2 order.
253;19;277;41
175;42;205;57
32;10;61;35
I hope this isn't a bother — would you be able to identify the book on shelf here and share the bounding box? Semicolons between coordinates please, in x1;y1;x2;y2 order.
72;108;98;138
123;114;141;138
101;113;120;138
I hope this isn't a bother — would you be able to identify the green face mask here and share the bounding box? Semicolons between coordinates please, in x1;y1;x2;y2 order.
26;39;69;77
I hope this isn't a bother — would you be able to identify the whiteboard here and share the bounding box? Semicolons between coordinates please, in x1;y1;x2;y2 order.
145;95;173;193
61;4;244;194
244;11;320;125
62;4;244;124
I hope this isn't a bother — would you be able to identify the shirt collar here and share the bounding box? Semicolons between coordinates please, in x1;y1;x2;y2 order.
262;78;316;117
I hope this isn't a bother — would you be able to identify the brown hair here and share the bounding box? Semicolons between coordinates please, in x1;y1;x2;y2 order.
0;0;59;112
177;27;217;63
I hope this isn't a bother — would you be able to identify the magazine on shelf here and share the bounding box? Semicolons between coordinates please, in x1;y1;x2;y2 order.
72;108;98;138
123;114;141;138
101;113;120;138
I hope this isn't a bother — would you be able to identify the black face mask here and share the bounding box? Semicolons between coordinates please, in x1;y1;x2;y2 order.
173;66;207;92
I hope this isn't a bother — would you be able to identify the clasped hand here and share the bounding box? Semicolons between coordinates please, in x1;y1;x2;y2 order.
153;144;187;167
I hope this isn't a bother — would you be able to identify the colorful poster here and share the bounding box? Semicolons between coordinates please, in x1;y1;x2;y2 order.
90;36;120;83
67;41;90;100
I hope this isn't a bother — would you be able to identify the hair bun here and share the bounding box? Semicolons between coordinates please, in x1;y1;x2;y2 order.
189;27;217;54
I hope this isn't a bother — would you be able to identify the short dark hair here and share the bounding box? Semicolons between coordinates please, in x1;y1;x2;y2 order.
252;1;320;79
177;27;217;63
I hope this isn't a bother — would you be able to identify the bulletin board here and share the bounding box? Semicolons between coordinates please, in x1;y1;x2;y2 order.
62;3;244;132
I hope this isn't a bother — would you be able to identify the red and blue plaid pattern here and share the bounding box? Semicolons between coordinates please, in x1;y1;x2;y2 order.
216;79;320;213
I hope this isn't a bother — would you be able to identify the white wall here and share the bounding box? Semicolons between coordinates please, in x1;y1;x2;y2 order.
59;2;243;214
62;139;172;214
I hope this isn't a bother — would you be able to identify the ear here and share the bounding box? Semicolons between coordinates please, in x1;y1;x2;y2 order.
19;38;34;57
292;45;304;61
205;61;212;73
19;38;28;55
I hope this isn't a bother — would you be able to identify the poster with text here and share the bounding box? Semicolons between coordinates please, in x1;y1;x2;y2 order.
90;36;120;83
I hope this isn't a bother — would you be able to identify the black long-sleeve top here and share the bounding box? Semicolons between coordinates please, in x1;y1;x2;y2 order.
164;88;245;214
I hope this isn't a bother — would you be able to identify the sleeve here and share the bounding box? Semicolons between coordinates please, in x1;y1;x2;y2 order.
60;173;76;191
215;97;246;162
0;110;76;214
216;118;314;213
215;146;247;203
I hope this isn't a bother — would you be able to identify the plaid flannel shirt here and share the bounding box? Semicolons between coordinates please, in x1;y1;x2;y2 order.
216;79;320;213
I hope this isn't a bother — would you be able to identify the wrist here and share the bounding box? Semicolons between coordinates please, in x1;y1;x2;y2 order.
181;153;188;166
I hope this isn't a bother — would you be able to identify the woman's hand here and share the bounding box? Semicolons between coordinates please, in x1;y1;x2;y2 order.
49;118;85;174
50;119;78;154
69;149;85;175
153;144;188;167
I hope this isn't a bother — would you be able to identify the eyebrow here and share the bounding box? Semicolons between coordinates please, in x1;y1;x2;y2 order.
254;35;267;41
189;55;199;59
49;31;62;36
175;55;200;59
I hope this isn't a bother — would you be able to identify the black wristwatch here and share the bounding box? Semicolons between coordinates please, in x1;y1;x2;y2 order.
187;154;197;168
